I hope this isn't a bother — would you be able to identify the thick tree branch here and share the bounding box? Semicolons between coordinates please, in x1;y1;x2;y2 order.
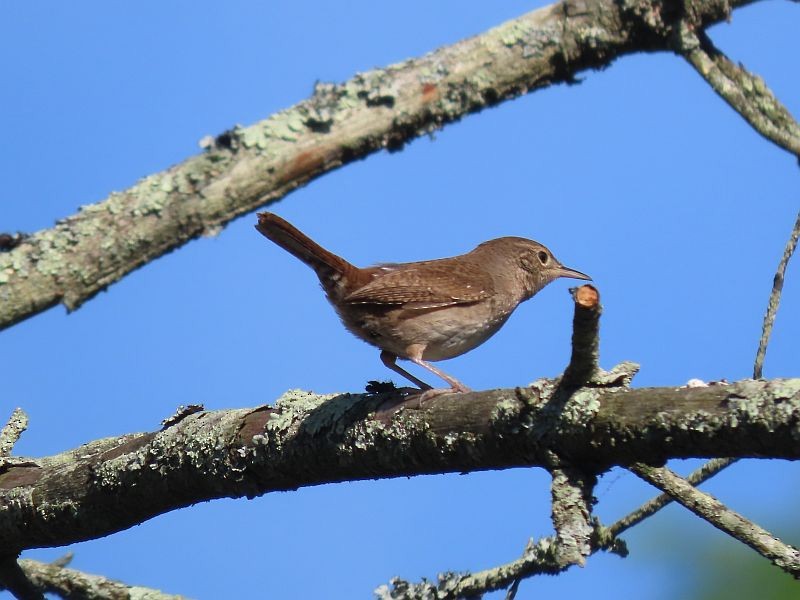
1;377;798;554
630;463;800;577
0;0;753;331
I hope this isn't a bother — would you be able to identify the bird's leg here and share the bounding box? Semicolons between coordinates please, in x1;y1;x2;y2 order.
386;345;472;400
380;349;472;401
408;356;472;394
380;351;433;390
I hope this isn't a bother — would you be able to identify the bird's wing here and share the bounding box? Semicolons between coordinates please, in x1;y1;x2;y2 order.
344;261;494;309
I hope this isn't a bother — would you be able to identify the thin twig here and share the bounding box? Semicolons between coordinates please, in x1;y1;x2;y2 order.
630;463;800;577
0;408;28;458
505;578;521;600
614;208;800;538
754;209;800;379
608;457;737;536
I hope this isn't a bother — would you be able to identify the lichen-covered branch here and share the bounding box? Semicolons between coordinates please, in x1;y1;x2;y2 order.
755;209;800;379
561;285;601;387
630;463;800;577
674;25;800;158
375;532;586;600
478;458;598;600
547;460;596;567
0;409;28;458
379;449;774;598
500;287;602;598
0;0;754;331
607;456;736;536
1;377;798;554
0;555;43;600
377;463;611;600
612;205;800;553
5;558;189;600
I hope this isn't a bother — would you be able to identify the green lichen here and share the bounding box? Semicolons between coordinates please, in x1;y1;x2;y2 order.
560;388;602;425
261;112;307;142
239;123;271;149
685;409;716;433
106;192;124;214
491;396;524;434
767;379;800;399
351;417;389;451
265;389;340;435
499;20;531;47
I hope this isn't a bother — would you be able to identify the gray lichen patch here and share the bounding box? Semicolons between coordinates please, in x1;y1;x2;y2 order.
349;418;388;451
274;388;333;411
591;361;640;387
491;397;523;426
261;112;308;143
724;379;800;434
0;266;13;284
560;388;602;425
351;70;399;108
498;19;539;48
684;409;718;434
262;389;347;447
91;410;250;489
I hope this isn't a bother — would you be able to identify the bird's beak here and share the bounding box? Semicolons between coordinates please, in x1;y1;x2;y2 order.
556;265;592;281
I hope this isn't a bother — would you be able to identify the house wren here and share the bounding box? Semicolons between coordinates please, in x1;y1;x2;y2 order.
255;212;590;396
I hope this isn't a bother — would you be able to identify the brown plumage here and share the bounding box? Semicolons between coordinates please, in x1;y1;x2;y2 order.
255;212;590;396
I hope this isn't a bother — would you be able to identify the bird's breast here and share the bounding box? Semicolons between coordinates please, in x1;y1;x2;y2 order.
333;298;516;362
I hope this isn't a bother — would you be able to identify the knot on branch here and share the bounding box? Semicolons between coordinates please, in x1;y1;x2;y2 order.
617;0;731;49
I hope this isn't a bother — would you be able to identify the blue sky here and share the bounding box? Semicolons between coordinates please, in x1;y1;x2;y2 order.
2;2;798;598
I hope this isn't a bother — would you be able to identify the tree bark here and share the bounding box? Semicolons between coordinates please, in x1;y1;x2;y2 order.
2;376;798;553
0;0;751;331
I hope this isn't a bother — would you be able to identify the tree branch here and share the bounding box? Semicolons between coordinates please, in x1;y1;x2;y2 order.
630;463;800;577
0;0;754;332
674;25;800;158
1;376;797;554
3;558;189;600
546;460;597;567
755;209;800;379
0;555;44;600
561;285;602;387
608;457;735;536
0;408;28;458
608;206;800;556
376;531;584;600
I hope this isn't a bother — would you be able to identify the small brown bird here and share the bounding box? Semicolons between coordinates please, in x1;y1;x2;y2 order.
256;212;590;396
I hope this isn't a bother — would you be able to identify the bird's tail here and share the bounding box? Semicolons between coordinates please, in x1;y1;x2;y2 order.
255;212;357;282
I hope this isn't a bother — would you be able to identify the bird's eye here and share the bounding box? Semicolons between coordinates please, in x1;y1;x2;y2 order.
537;250;549;264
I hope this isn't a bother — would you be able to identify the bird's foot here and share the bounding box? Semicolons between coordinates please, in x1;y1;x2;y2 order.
415;384;471;405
